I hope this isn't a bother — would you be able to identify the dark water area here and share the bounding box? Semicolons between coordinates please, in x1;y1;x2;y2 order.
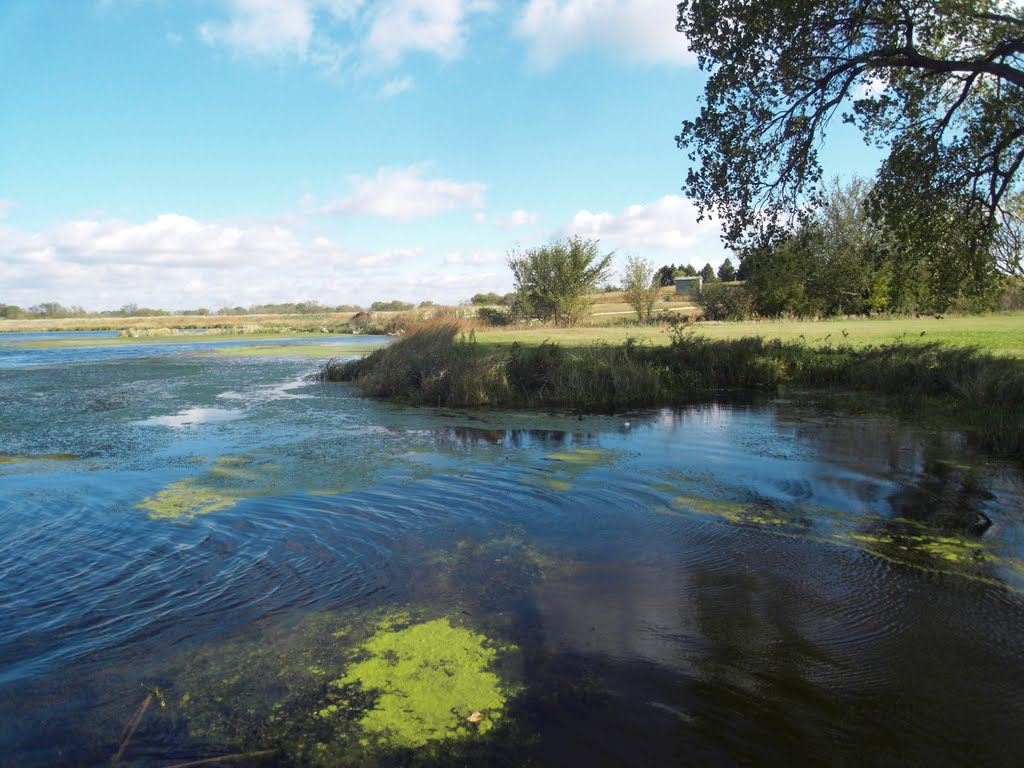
2;337;1023;766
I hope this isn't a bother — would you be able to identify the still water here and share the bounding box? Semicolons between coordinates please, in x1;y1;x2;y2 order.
1;337;1023;766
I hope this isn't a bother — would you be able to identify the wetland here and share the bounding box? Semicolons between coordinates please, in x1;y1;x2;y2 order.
2;332;1023;766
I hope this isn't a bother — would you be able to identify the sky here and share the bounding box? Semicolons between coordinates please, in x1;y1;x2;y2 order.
0;0;881;312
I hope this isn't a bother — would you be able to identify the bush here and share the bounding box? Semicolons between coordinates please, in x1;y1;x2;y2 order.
476;307;513;326
697;282;754;320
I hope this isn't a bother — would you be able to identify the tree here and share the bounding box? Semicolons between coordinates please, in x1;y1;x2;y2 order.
622;254;661;323
699;262;718;283
655;264;678;286
717;258;736;282
682;264;698;277
470;292;504;305
676;0;1024;256
994;191;1024;278
507;237;614;326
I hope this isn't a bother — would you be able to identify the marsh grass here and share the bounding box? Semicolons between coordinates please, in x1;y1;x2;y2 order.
320;319;1024;457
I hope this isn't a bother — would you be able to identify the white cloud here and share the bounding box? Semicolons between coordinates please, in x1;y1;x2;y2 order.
516;0;694;69
378;75;414;99
0;199;15;219
363;0;493;67
320;164;487;220
0;212;509;310
199;0;319;58
493;209;540;229
444;249;502;265
198;0;493;76
564;195;720;253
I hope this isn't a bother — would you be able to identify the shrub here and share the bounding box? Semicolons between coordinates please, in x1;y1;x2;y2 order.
696;282;754;320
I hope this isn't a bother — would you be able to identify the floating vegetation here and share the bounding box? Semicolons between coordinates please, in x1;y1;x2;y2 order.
135;456;263;520
672;493;808;529
163;606;521;766
325;616;516;749
134;442;395;520
665;486;1020;590
531;446;615;492
0;452;78;465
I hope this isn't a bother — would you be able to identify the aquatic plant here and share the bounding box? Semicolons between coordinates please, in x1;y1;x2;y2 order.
164;606;522;766
326;617;515;749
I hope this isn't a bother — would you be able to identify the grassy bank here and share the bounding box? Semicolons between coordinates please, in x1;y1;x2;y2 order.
473;312;1024;357
320;319;1024;458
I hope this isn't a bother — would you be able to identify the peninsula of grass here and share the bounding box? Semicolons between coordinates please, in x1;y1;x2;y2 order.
319;318;1024;458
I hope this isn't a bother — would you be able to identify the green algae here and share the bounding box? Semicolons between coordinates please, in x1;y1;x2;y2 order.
134;442;392;520
134;454;266;519
672;493;803;528
528;446;616;492
665;486;1022;591
326;617;515;749
0;452;78;465
545;447;608;464
137;481;241;519
162;585;524;764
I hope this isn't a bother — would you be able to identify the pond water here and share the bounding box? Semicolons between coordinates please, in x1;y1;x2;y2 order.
2;337;1023;766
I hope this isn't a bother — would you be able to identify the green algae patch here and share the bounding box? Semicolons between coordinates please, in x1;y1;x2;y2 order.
529;446;617;492
328;617;514;749
672;493;804;528
545;448;608;465
161;606;522;766
0;452;79;465
136;480;241;520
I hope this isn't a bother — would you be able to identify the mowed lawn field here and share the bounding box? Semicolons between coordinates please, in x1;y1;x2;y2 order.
474;313;1024;357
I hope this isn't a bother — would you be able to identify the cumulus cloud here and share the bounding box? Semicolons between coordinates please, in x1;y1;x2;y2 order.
198;0;494;75
493;209;540;229
564;195;721;254
364;0;493;67
199;0;321;58
0;212;506;310
320;164;487;220
516;0;694;69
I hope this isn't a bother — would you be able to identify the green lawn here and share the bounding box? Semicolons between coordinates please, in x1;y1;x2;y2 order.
474;313;1024;357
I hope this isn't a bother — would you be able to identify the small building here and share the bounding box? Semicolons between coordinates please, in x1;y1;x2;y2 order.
674;275;702;297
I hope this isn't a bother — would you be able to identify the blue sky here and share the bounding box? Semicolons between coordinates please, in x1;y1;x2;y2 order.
0;1;880;311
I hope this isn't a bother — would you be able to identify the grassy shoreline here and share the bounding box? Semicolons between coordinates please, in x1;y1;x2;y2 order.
320;319;1024;458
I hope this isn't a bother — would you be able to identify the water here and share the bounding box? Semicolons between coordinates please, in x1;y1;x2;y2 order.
0;332;375;369
1;336;1023;766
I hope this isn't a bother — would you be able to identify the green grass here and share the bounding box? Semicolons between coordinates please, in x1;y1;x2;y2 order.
473;312;1024;356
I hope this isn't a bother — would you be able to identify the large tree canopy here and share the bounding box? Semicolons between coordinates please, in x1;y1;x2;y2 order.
676;0;1024;249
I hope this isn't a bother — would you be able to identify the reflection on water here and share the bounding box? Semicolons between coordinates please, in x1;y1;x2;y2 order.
1;339;1023;766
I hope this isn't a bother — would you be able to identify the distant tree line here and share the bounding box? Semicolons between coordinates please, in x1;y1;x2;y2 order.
694;178;1024;320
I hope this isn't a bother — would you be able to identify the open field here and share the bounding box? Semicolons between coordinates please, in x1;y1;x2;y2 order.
1;332;338;349
0;312;359;334
475;313;1024;356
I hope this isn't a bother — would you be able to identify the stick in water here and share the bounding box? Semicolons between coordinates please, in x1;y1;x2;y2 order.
111;690;154;766
162;749;277;768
